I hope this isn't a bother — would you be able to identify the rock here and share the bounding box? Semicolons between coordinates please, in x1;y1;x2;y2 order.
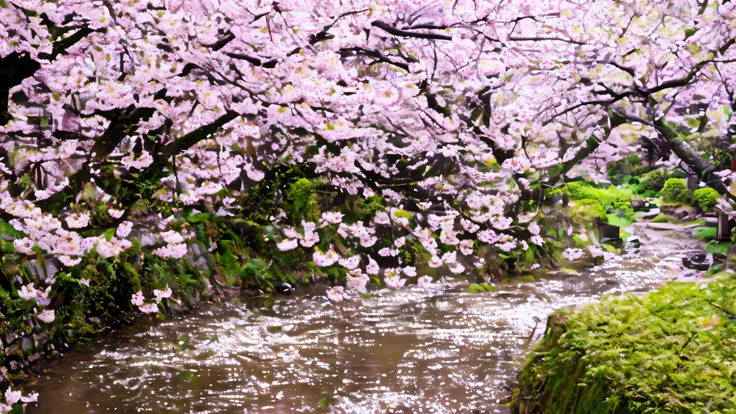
631;200;651;211
545;193;564;206
167;299;187;315
713;252;727;265
88;317;103;328
636;208;661;220
648;222;702;230
627;237;641;248
274;282;294;295
660;203;695;218
683;251;712;271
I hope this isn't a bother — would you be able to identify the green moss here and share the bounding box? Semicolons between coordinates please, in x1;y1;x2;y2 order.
692;187;720;212
511;275;736;413
651;213;669;223
467;282;499;293
661;178;691;204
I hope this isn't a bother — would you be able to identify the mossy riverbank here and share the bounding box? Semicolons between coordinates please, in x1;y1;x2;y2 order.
511;273;736;413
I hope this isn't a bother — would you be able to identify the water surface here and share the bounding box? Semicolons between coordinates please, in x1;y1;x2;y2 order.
24;224;699;413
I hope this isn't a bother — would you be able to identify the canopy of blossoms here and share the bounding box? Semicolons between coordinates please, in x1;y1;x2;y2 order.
1;0;735;282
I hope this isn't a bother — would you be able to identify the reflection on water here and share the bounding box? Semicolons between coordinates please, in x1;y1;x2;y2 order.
24;225;698;413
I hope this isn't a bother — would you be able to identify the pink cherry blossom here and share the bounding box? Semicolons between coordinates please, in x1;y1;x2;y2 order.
346;273;370;293
154;286;172;300
64;212;90;229
326;286;347;302
313;248;339;267
366;257;380;275
277;239;299;251
417;276;434;288
563;248;586;262
37;310;55;323
138;303;160;314
131;291;145;307
153;243;188;259
384;275;407;290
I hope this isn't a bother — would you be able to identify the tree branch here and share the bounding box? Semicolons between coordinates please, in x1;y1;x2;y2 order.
161;111;240;158
371;20;453;41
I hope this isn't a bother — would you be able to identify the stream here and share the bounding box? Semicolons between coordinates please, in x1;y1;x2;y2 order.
23;224;701;413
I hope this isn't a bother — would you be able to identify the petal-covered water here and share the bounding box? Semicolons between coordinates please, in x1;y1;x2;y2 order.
24;225;700;413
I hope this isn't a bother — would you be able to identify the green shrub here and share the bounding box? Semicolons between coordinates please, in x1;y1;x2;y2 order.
567;183;635;224
566;182;633;207
639;169;668;192
607;155;648;185
692;187;720;212
661;178;691;204
570;199;606;224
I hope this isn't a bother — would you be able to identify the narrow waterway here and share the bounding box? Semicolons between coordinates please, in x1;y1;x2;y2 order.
23;224;701;413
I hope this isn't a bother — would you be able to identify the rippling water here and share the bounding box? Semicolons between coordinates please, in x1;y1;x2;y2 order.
24;224;700;413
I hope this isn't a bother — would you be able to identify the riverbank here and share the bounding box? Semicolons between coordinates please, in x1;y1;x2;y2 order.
510;266;736;413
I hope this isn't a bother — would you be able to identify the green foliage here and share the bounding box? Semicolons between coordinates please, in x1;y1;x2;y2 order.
639;169;669;192
566;182;633;208
0;220;25;239
343;195;384;221
174;334;190;352
661;178;691;204
286;177;320;225
605;214;634;228
692;187;720;212
692;227;717;241
607;155;648;185
566;182;635;226
705;240;732;255
512;275;736;414
570;199;606;224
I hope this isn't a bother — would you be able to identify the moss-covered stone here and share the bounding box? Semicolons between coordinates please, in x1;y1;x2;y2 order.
511;275;736;413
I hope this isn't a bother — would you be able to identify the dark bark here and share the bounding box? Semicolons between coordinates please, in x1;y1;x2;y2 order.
0;27;95;125
160;110;240;158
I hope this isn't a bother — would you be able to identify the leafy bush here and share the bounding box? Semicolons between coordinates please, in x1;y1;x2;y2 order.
639;169;669;192
566;182;633;208
570;199;606;224
661;178;691;204
567;183;635;224
512;275;736;413
692;187;720;212
607;155;648;185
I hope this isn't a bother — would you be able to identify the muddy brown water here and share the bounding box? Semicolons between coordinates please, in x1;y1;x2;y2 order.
23;224;701;413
